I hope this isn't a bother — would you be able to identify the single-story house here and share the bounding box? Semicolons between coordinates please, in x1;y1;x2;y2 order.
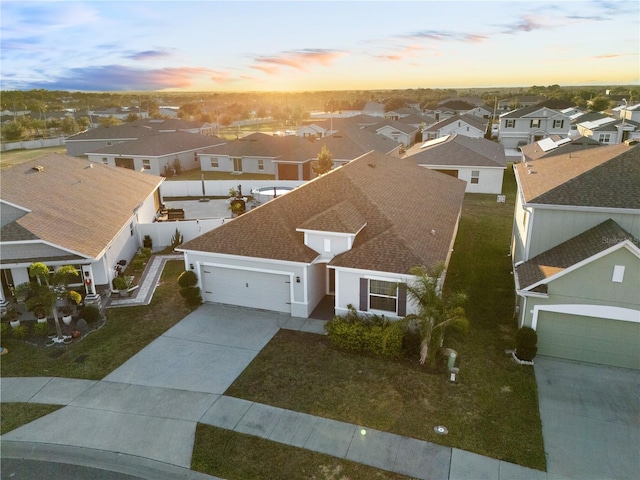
177;151;466;319
86;131;226;176
0;155;164;305
66;119;216;157
403;134;506;194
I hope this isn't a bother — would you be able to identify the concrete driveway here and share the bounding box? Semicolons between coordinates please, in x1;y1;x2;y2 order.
534;356;640;480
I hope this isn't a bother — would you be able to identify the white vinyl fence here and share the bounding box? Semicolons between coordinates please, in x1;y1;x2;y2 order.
160;179;302;198
2;136;66;152
139;218;227;250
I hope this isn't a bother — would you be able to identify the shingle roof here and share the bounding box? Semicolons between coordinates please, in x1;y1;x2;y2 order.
66;118;211;141
87;131;225;156
519;136;602;162
314;125;402;159
403;134;506;168
423;114;487;133
363;119;419;135
515;219;636;290
438;100;476;111
179;151;466;274
515;143;640;208
502;105;561;119
201;132;311;159
1;154;163;259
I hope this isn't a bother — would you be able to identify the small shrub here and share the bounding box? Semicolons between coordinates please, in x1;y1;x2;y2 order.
171;229;183;250
140;247;152;259
34;322;49;337
177;270;198;288
515;326;538;361
179;286;202;307
113;276;131;290
78;305;101;324
325;314;403;359
131;258;145;272
12;324;28;340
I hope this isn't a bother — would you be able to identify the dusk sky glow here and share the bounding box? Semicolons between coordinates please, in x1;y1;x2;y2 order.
1;0;638;92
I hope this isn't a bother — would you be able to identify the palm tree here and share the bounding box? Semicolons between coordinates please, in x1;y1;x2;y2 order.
16;263;81;344
404;265;469;366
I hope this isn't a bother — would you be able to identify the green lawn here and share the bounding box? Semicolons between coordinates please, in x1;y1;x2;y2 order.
0;403;62;435
192;425;414;480
0;260;194;379
0;146;67;169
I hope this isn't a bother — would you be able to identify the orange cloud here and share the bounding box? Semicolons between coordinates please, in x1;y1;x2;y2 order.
252;49;346;74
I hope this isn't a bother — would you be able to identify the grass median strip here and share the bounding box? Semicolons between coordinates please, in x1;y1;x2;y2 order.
192;424;413;480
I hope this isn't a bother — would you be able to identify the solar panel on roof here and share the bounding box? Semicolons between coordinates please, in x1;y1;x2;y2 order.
538;138;557;152
556;137;572;146
420;134;450;149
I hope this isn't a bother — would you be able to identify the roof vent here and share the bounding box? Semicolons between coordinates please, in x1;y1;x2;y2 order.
32;166;44;172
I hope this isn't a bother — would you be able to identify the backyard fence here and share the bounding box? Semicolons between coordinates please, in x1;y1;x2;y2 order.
160;179;302;198
1;136;66;152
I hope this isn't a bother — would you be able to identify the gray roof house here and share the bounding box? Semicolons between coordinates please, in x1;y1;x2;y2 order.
363;119;420;147
0;155;164;306
511;143;640;369
178;150;466;319
85;131;226;176
404;134;506;194
66;119;215;157
423;114;489;141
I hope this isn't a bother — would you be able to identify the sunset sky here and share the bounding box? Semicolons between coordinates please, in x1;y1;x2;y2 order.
1;1;638;92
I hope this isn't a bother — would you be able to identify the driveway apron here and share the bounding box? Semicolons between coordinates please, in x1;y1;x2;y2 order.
535;356;640;480
2;304;284;468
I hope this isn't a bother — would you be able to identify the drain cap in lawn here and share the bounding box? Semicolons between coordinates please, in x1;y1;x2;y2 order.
434;425;448;435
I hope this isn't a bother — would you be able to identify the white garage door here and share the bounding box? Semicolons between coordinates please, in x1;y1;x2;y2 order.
201;267;291;314
537;312;640;370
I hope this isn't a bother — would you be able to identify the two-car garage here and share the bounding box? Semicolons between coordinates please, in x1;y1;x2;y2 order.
201;266;292;314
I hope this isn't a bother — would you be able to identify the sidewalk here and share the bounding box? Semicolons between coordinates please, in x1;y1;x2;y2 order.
1;377;548;480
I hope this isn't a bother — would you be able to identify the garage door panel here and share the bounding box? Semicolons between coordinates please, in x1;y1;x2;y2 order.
537;312;640;370
202;267;291;314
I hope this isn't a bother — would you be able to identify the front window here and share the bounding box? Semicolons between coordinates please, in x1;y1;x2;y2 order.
553;119;564;129
530;119;541;128
505;119;515;128
142;159;151;170
210;157;219;168
102;157;108;165
471;170;480;184
258;159;264;171
369;279;397;312
600;133;612;143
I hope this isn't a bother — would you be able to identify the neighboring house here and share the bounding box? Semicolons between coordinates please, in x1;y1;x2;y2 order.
519;135;601;163
403;134;506;194
618;102;640;122
422;114;488;141
66;119;216;157
0;155;164;306
438;96;487;108
384;107;423;121
465;104;494;119
297;123;328;140
177;151;466;319
89;106;149;120
497;95;546;112
274;124;404;180
363;119;420;147
436;100;477;115
511;143;640;369
575;116;640;145
86;131;226;176
200;132;313;177
498;105;570;149
568;111;608;138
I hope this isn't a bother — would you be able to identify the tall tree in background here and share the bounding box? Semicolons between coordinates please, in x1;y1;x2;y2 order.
313;146;333;176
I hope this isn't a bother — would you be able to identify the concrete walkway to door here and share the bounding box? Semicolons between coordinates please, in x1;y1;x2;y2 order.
535;356;640;480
